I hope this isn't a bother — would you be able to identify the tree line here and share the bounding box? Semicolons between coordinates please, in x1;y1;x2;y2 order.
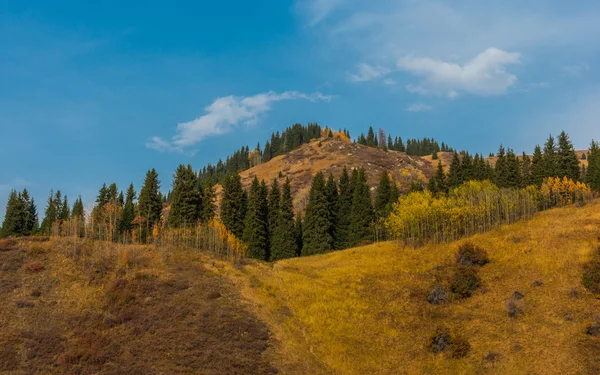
355;126;454;156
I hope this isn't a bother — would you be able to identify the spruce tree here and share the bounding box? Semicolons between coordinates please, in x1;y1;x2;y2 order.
2;190;25;236
120;184;136;235
433;160;448;194
586;140;600;190
267;178;281;248
200;178;217;221
40;190;58;235
521;153;533;187
243;177;269;260
504;149;522;188
461;153;474;181
302;172;332;255
366;126;376;147
270;178;297;261
220;173;247;238
333;167;353;250
349;168;374;246
543;134;558;178
72;196;85;218
447;152;463;188
494;145;508;187
557;131;581;181
138;168;162;241
531;145;545;186
375;170;392;218
59;195;70;221
324;174;339;240
295;214;303;256
169;164;202;227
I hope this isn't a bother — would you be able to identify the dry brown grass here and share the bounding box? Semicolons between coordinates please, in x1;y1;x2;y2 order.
216;137;432;211
0;237;277;374
226;200;600;374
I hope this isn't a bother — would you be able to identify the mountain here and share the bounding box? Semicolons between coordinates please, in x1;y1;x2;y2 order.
216;135;433;211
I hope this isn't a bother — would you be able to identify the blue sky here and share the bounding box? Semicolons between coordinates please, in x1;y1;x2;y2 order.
1;0;600;220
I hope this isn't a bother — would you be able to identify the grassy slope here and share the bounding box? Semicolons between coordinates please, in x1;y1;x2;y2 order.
0;239;277;374
226;201;600;374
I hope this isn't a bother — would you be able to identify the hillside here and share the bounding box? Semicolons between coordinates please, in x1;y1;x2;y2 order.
223;200;600;374
217;136;432;211
422;150;590;172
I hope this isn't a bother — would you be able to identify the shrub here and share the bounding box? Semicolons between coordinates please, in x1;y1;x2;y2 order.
427;283;450;305
484;352;501;363
16;300;34;308
0;238;18;252
450;336;471;358
430;327;452;353
450;267;481;298
429;328;471;358
24;261;45;273
506;291;525;318
586;316;600;336
583;259;600;294
456;242;490;267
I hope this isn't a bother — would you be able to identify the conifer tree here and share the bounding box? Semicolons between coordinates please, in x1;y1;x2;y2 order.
324;174;339;240
220;173;247;238
120;184;136;235
168;164;202;227
333;167;353;250
543;134;558;178
521;153;533;187
267;178;281;245
432;160;448;194
504;149;522;188
270;178;297;261
366;126;376;147
375;170;392;218
531;145;545;186
302;172;332;255
138;168;162;241
295;214;303;256
243;177;269;260
447;152;463;188
349;168;374;246
23;190;38;235
200;178;217;221
586;140;600;190
40;190;58;235
556;131;581;181
494;145;508;187
72;196;85;218
461;152;474;181
2;190;26;236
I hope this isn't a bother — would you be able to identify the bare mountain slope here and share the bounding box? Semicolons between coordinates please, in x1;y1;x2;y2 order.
218;136;433;211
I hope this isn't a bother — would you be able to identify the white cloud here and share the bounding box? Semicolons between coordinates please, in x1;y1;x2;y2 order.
397;48;521;97
407;103;433;112
297;0;346;26
563;63;590;77
148;91;332;152
382;78;396;86
348;63;390;82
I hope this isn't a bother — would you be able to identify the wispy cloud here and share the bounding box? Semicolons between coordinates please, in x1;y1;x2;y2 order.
348;63;390;82
407;103;433;112
148;91;333;152
563;63;590;77
297;0;345;26
397;48;521;97
0;178;33;193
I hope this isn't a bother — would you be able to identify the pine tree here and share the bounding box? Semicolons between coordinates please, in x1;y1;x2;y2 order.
270;178;297;261
375;170;392;218
120;184;136;235
169;164;202;227
543;134;558;178
243;177;269;260
366;126;376;147
220;173;247;238
432;160;448;194
23;190;38;235
531;145;545;186
40;190;58;235
495;145;508;187
504;149;522;188
267;179;281;239
447;152;463;188
302;172;332;255
295;214;303;256
58;195;70;221
521;153;533;187
333;167;353;250
72;196;85;218
557;130;581;181
324;174;339;240
138;168;162;241
586;140;600;190
461;152;474;181
2;190;25;236
200;178;216;221
349;168;374;246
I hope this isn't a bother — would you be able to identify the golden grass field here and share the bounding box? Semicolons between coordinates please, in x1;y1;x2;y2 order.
219;200;600;374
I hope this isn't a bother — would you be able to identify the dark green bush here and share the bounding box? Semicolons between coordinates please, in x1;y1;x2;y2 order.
450;266;481;298
450;336;471;358
456;242;489;267
582;259;600;294
429;327;471;358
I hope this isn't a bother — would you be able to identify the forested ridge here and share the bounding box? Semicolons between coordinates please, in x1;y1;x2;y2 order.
2;125;599;262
